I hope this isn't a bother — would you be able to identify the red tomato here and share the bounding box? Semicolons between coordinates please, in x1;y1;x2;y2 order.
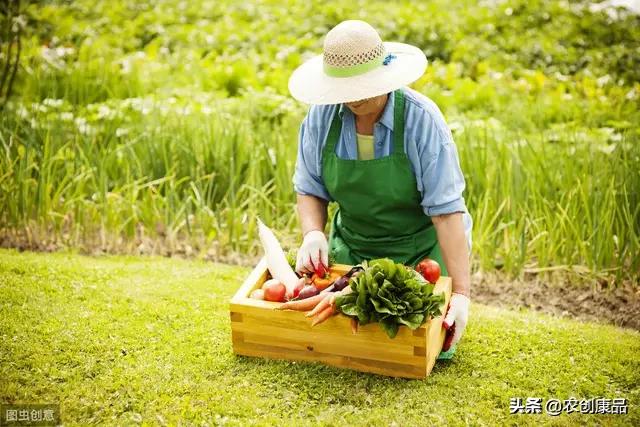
263;280;286;302
416;258;441;284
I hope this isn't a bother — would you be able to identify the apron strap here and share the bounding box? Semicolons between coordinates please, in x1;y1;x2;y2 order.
324;91;405;156
323;105;342;156
392;89;405;155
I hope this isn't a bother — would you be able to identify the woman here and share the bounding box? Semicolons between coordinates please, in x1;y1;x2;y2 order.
288;20;472;358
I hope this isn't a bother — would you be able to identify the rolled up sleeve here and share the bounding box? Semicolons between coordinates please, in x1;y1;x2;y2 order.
292;113;332;202
420;140;467;217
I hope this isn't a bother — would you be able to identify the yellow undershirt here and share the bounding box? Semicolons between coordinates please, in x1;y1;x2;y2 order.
356;132;375;160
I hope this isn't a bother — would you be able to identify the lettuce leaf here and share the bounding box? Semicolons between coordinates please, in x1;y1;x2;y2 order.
336;258;445;339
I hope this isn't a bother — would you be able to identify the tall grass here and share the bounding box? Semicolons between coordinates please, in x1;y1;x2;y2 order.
1;0;639;283
1;90;638;282
0;94;304;259
458;121;640;283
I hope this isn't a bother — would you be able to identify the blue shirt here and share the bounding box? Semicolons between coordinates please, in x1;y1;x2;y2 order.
293;86;473;249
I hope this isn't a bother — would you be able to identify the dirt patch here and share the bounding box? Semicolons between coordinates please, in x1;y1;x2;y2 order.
471;271;640;331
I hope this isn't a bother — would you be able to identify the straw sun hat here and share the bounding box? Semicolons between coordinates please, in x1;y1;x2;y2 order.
288;20;428;105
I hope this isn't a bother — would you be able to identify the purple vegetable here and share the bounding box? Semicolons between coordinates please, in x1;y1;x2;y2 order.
297;285;319;300
332;275;350;292
324;266;365;292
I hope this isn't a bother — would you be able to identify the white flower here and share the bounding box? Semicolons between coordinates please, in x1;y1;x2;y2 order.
17;106;29;118
120;58;132;74
75;117;92;135
177;106;192;116
598;144;616;154
267;148;276;166
97;105;113;119
55;46;75;57
43;98;63;108
596;75;611;87
32;102;48;113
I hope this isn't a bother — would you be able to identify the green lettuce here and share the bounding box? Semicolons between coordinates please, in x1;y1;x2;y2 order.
335;258;446;339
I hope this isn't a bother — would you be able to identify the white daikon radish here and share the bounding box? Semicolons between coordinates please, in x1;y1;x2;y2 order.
256;218;302;296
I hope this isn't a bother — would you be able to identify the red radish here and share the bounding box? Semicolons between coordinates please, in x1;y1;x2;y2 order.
292;280;305;299
263;281;286;302
313;261;328;278
416;258;441;284
250;289;265;300
442;322;456;351
257;218;305;299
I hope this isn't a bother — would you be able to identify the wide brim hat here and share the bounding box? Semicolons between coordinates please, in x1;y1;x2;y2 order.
288;20;428;105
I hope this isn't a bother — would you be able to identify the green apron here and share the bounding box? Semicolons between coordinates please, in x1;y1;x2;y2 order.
322;90;448;274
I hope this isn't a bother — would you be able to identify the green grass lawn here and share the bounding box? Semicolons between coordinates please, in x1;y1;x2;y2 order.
0;249;638;426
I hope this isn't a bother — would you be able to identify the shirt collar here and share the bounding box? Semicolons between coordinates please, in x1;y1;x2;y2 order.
337;92;395;130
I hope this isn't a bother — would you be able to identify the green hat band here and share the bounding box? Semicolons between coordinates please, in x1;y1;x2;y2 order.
323;53;385;78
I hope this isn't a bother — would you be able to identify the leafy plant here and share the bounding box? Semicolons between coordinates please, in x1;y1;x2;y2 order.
335;258;446;338
0;0;638;284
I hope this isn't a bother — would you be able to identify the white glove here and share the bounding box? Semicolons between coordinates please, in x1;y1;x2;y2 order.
442;292;471;349
295;230;329;274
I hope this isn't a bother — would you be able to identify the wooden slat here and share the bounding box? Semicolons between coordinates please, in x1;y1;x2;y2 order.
231;311;427;346
231;330;244;344
233;324;424;366
425;276;452;375
230;302;428;342
242;335;423;367
233;340;427;379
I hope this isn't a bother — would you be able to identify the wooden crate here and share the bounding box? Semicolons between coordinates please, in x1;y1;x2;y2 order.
229;258;452;379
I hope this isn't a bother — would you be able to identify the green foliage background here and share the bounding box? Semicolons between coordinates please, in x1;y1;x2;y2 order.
1;0;639;283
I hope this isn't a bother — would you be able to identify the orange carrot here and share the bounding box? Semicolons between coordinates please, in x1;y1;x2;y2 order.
305;293;332;317
275;293;325;311
350;317;358;334
311;305;336;326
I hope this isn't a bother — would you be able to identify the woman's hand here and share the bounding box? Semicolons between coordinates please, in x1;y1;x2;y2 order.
431;212;471;348
295;194;329;274
442;292;470;350
295;230;329;275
